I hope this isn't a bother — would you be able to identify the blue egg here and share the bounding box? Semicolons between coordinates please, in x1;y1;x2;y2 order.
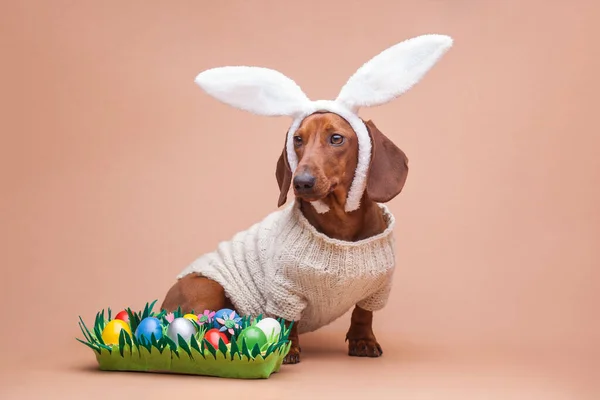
213;308;237;329
135;317;163;343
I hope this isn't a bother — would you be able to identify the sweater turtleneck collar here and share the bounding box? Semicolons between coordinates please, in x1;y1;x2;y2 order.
288;200;395;248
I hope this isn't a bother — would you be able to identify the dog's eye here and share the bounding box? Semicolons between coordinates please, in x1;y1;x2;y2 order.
293;136;303;147
330;134;344;145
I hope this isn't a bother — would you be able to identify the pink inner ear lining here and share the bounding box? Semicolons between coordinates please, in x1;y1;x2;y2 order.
284;100;372;213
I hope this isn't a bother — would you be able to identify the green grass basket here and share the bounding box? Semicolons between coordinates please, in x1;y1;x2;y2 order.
77;300;292;379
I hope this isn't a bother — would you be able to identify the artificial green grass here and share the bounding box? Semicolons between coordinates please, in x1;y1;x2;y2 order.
77;300;292;379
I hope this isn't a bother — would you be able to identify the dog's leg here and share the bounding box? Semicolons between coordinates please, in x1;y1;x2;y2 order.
161;274;233;314
282;320;301;364
345;305;383;357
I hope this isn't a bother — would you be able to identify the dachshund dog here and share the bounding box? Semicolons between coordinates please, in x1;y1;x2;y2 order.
161;111;408;364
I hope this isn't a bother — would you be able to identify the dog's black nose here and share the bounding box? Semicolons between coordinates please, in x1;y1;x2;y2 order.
293;173;316;192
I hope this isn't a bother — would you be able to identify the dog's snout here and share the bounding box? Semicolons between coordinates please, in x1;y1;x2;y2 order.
293;173;316;192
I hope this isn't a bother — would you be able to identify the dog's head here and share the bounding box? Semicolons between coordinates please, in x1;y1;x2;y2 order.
275;113;408;208
193;34;452;211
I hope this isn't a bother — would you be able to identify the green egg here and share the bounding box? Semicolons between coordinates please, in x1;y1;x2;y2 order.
237;326;267;350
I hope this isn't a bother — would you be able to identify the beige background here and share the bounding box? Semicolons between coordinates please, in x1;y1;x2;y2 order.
1;1;598;398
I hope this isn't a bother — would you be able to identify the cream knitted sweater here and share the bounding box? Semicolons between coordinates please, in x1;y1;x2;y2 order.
178;201;396;334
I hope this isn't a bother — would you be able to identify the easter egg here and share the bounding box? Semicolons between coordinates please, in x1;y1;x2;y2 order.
183;313;198;323
135;317;163;343
204;328;229;348
101;319;132;345
114;310;130;323
237;326;267;350
212;308;235;329
167;317;197;343
255;318;281;341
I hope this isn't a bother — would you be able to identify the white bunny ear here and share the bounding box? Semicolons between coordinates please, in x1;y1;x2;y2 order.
336;34;453;112
194;66;311;117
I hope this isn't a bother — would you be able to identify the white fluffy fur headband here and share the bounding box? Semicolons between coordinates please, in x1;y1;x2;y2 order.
195;34;453;213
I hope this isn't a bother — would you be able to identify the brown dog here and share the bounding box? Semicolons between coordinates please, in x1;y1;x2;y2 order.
161;112;408;364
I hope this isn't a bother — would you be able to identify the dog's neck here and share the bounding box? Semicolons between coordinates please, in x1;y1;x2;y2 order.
298;195;388;242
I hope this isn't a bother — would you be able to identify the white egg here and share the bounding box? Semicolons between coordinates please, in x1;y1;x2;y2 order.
167;317;197;342
255;318;282;340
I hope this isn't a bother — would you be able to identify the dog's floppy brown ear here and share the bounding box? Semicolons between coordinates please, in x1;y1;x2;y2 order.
275;136;293;207
364;119;409;203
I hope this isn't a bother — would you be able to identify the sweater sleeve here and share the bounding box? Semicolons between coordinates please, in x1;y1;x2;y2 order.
357;276;393;312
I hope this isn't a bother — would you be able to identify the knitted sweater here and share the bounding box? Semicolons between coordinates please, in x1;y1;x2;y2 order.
177;201;396;334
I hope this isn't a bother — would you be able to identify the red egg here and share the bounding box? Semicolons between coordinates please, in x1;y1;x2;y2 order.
204;328;229;348
114;310;130;323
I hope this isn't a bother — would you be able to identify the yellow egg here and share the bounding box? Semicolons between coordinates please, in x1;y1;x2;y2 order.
183;314;198;322
101;319;132;345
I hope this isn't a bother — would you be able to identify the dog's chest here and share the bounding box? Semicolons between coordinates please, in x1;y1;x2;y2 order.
272;229;395;302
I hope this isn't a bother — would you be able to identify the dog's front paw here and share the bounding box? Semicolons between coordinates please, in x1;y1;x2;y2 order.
282;345;301;364
347;338;383;357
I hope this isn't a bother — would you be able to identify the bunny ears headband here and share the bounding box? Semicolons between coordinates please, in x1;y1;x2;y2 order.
195;34;453;213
